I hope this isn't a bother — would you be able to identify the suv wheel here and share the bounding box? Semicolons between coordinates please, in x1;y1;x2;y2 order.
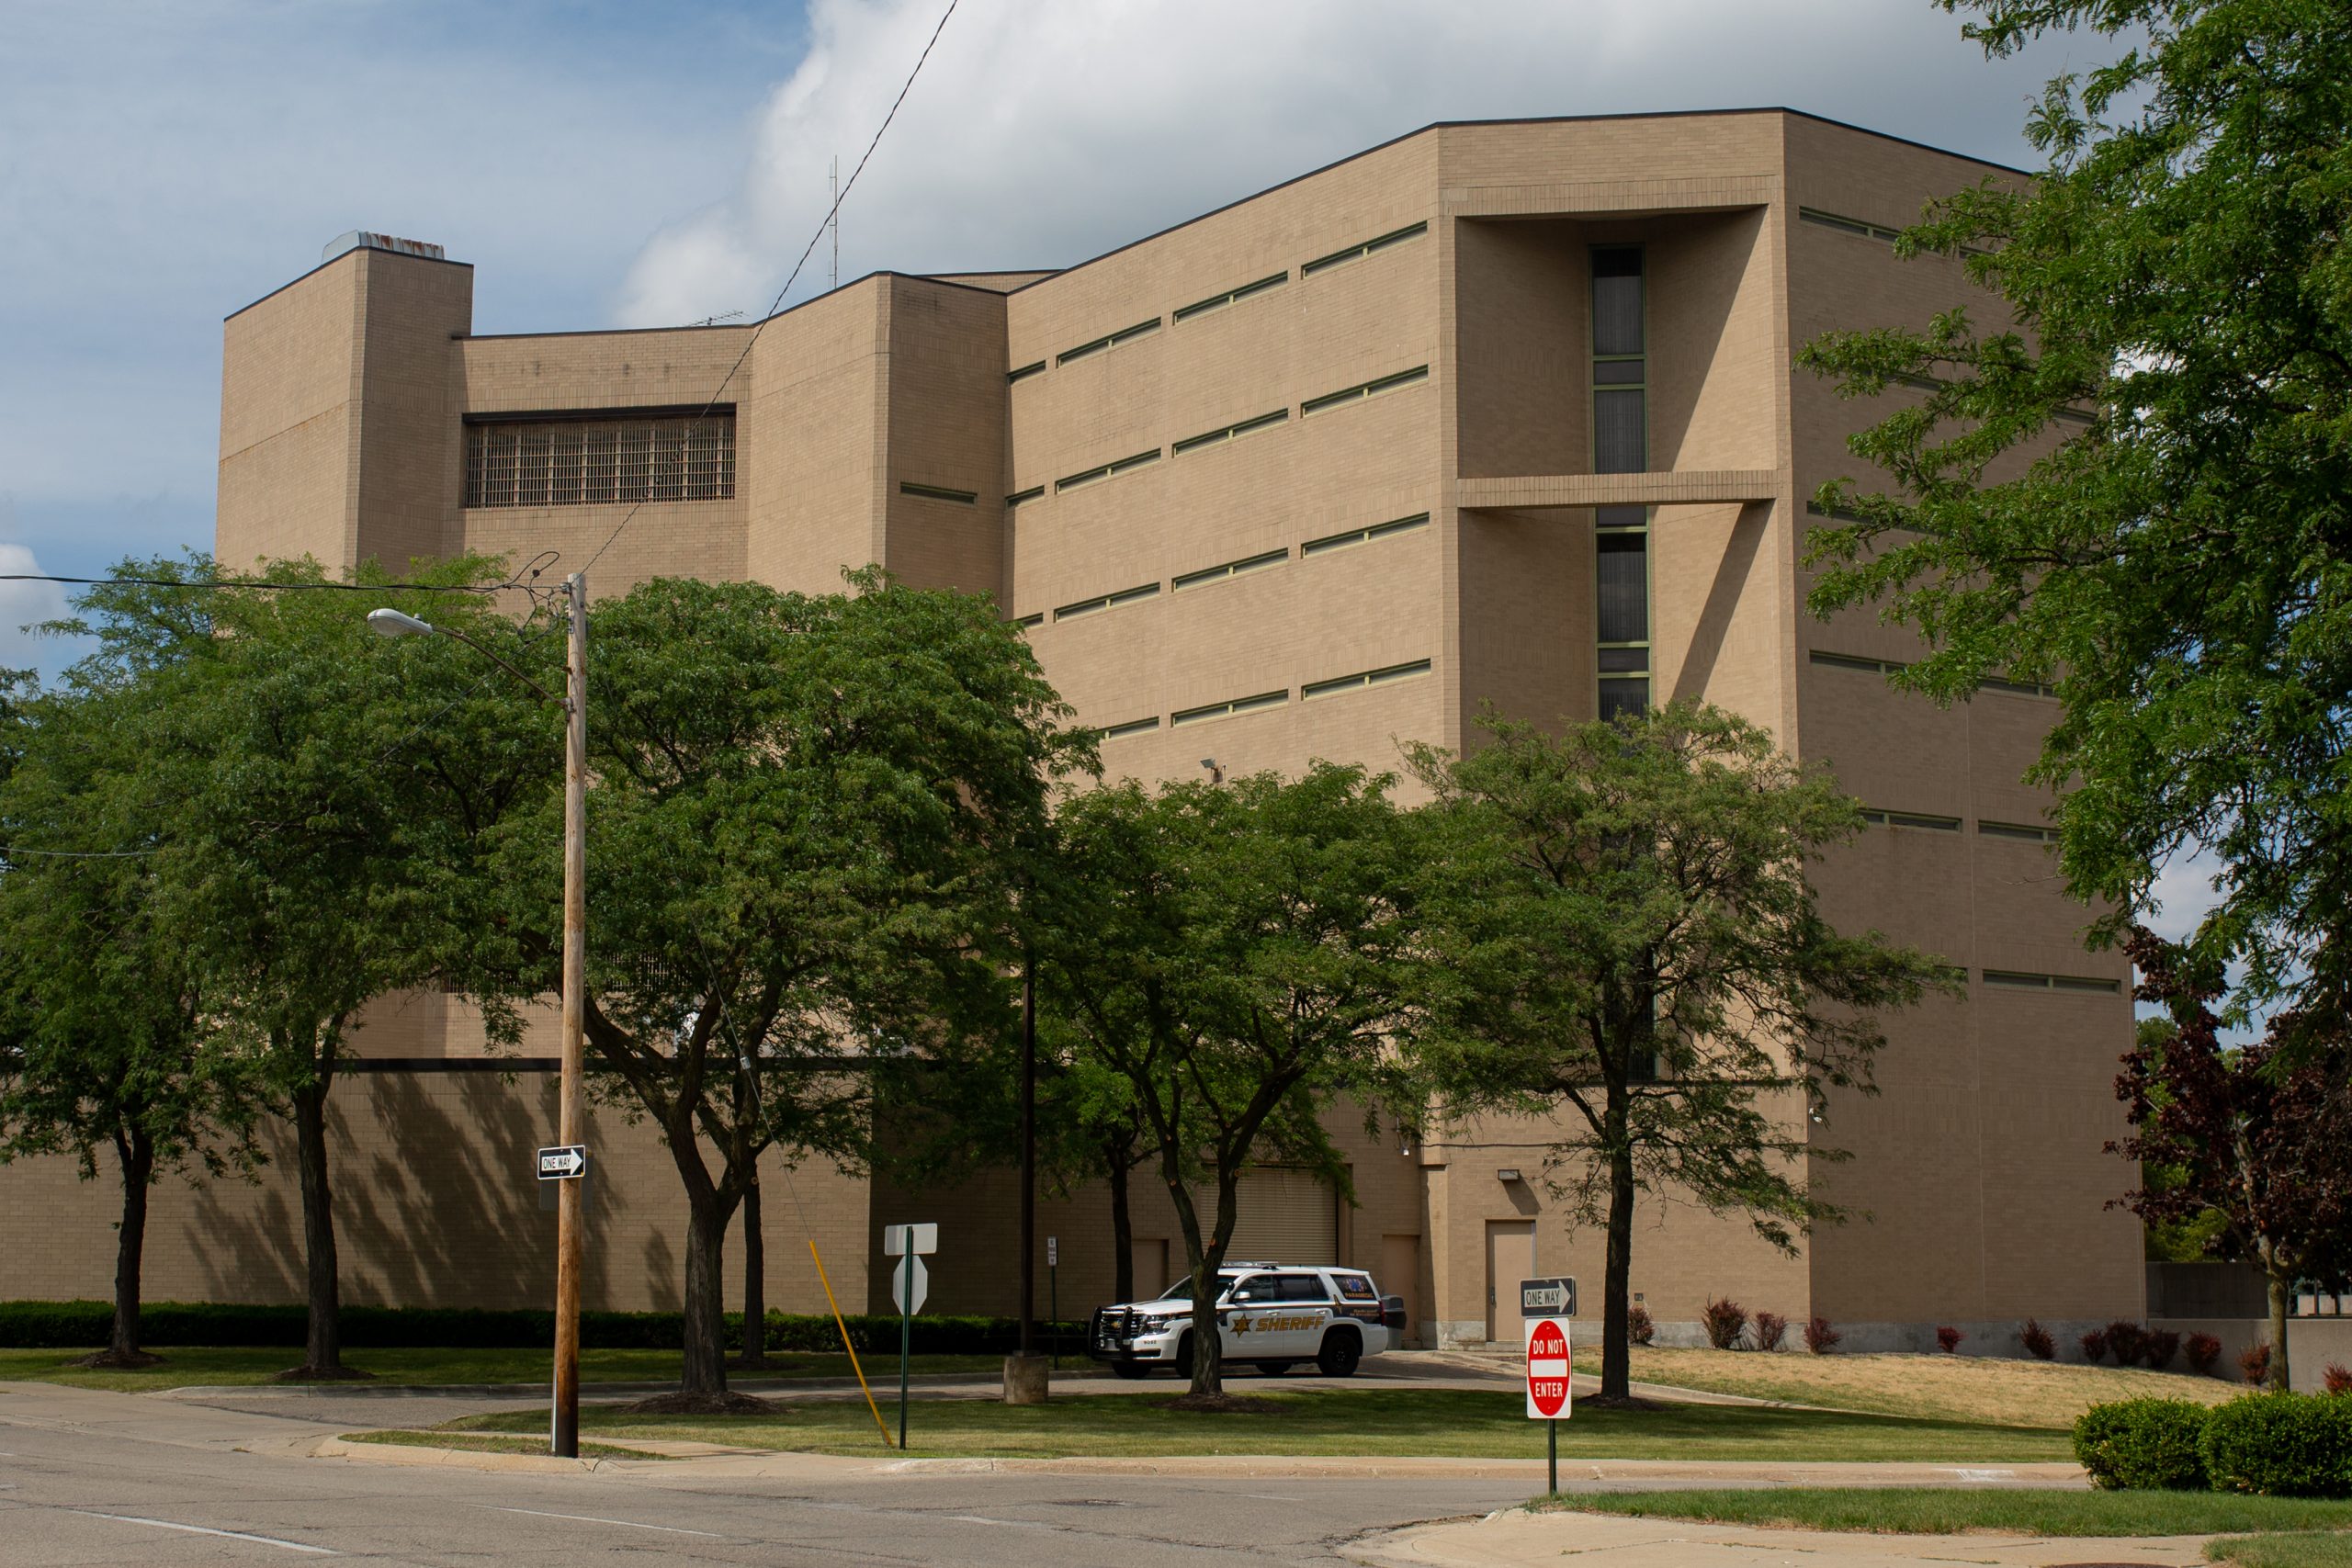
1109;1361;1149;1380
1257;1360;1295;1377
1172;1331;1194;1380
1316;1329;1362;1378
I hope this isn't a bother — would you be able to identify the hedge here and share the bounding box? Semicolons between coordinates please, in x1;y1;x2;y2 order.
0;1300;1084;1358
2202;1393;2352;1498
2073;1398;2211;1491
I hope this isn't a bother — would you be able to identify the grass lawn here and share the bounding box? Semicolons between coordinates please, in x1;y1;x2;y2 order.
444;1387;2072;1461
1545;1487;2352;1538
0;1346;998;1393
343;1429;661;1461
1575;1345;2238;1428
2208;1535;2352;1566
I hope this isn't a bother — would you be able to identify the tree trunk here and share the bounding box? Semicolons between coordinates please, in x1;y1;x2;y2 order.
2266;1261;2292;1391
680;1193;730;1395
1600;1103;1637;1403
108;1127;155;1362
1185;1171;1239;1398
291;1075;343;1374
739;1175;766;1369
1106;1143;1135;1304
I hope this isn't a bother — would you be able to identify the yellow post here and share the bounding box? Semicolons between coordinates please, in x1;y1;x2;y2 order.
808;1238;896;1447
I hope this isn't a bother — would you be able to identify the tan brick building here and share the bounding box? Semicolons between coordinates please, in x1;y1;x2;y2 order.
8;110;2144;1350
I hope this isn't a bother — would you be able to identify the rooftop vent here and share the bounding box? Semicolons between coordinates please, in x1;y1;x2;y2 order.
322;231;446;264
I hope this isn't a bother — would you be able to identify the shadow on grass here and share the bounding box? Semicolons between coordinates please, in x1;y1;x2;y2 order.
448;1388;2076;1462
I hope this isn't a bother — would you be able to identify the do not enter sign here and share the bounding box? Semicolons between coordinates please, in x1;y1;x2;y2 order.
1524;1315;1571;1419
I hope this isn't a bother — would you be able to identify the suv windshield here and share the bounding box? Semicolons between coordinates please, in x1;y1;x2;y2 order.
1153;1270;1248;1302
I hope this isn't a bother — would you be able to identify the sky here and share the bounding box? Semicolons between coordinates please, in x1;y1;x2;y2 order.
0;0;2097;677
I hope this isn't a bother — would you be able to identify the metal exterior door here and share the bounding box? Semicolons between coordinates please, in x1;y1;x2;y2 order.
1486;1220;1534;1343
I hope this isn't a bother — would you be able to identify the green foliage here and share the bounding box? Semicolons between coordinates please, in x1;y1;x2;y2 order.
468;570;1084;1393
1798;0;2352;1027
1035;762;1420;1393
0;1299;1080;1356
2202;1393;2352;1498
2074;1397;2213;1490
1404;702;1951;1397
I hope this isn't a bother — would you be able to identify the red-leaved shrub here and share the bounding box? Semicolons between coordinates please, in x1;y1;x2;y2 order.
2185;1332;2222;1375
2324;1361;2352;1395
2105;1320;2147;1366
1752;1311;1789;1352
2141;1328;2180;1371
1935;1325;1963;1353
1627;1304;1655;1346
1804;1314;1841;1355
2080;1328;2109;1364
2019;1318;2055;1360
1702;1297;1748;1350
2240;1342;2272;1385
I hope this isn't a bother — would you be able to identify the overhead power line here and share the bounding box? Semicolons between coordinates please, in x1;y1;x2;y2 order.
580;0;963;576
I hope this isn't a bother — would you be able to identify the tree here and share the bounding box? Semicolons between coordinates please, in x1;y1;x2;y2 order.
66;556;549;1377
0;681;266;1365
477;573;1080;1402
1797;0;2352;1032
1405;704;1950;1403
1038;764;1420;1398
2113;927;2352;1389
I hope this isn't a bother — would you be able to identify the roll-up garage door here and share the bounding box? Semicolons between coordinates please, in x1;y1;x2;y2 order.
1199;1168;1336;1265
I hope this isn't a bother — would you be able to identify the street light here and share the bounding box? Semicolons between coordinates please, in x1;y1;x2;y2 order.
369;577;591;1458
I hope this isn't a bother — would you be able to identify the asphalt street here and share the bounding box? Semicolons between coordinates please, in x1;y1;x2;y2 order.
0;1381;1532;1566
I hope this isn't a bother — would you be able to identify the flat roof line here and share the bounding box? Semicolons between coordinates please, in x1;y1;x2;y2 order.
224;246;472;324
1004;107;2028;299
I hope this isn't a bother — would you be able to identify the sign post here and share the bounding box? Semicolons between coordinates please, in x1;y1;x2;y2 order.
1046;1236;1059;1369
884;1224;937;1450
1521;1276;1577;1495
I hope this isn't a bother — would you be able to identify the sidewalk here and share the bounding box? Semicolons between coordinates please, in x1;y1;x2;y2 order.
1347;1508;2209;1568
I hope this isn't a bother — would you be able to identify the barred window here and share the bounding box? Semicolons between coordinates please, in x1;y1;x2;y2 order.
464;411;735;508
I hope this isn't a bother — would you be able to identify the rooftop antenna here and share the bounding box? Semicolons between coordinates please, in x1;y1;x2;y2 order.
690;310;746;327
828;155;840;290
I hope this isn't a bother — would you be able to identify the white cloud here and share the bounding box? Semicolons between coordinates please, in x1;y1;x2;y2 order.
0;541;73;675
618;0;2063;327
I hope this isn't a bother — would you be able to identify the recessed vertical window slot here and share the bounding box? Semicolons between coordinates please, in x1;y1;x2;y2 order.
1594;503;1651;721
1591;247;1645;476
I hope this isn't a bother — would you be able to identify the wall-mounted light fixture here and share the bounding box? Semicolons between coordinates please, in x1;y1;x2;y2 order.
1496;1168;1522;1183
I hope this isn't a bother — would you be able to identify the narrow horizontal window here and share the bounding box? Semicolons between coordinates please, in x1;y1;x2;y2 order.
1597;645;1649;674
1005;485;1045;507
1174;271;1289;321
1054;581;1161;622
1302;366;1430;416
1057;317;1162;366
1171;689;1288;727
1809;649;1910;675
1594;504;1648;531
1301;221;1429;276
1173;548;1287;592
1302;659;1432;702
899;480;977;504
1173;409;1289;455
1799;207;1902;244
1099;716;1161;741
1302;512;1430;556
1979;820;2058;843
1012;613;1043;629
1007;360;1046;384
1862;807;1960;831
1981;674;2057;699
1804;499;1874;525
1056;448;1163;492
1983;968;2120;995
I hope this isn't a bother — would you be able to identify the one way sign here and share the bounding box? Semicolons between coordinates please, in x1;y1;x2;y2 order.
537;1145;588;1180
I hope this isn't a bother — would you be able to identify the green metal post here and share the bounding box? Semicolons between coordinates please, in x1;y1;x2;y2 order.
1548;1417;1557;1495
1050;1264;1058;1371
898;1251;912;1450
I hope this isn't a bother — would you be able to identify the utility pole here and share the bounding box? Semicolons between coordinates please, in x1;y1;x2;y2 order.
553;570;588;1459
829;156;840;291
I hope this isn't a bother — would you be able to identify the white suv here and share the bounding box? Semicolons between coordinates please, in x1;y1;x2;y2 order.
1088;1263;1407;1379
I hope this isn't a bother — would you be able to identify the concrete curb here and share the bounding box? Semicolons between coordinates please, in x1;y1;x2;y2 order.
308;1435;619;1473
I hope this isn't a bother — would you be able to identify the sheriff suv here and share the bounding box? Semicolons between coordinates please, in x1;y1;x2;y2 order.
1088;1263;1408;1379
